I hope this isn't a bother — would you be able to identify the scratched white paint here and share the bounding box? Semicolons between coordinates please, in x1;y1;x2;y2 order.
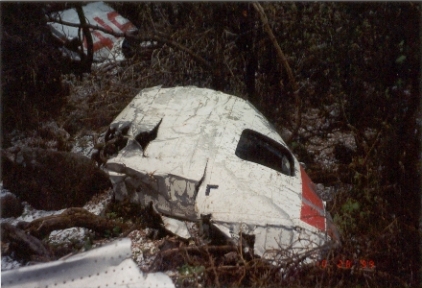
47;2;137;63
104;86;337;260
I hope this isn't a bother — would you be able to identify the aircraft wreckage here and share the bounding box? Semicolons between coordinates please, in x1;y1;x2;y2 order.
99;85;339;261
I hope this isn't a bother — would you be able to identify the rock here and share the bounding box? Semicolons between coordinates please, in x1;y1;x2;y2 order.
1;193;23;218
2;147;111;210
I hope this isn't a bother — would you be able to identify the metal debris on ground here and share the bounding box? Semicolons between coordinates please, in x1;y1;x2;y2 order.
47;2;137;64
102;86;340;263
1;238;175;288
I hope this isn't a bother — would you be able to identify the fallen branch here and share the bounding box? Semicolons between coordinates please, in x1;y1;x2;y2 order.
75;3;93;72
252;2;301;144
47;16;129;38
1;222;52;262
23;207;130;239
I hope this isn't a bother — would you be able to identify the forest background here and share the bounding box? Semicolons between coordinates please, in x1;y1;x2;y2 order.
1;2;421;287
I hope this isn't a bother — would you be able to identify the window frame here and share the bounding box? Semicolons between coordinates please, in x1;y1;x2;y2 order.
235;129;295;176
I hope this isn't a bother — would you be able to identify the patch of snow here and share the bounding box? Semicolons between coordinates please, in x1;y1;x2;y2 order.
141;41;158;47
48;227;89;246
0;185;14;199
83;189;113;215
43;189;112;247
127;229;161;271
71;131;107;159
16;203;65;223
1;185;113;271
71;135;96;158
1;256;22;271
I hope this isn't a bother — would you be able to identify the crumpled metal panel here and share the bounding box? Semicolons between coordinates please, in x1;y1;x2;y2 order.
47;2;137;62
104;86;338;259
1;238;174;288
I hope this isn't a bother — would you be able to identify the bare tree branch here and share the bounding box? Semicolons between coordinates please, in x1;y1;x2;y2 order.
47;15;123;36
23;207;129;239
75;4;93;72
1;222;52;262
252;2;301;144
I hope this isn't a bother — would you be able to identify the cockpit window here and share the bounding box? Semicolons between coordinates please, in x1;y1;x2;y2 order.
235;129;294;176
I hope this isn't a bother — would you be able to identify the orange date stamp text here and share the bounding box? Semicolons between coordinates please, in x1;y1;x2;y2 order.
317;259;375;270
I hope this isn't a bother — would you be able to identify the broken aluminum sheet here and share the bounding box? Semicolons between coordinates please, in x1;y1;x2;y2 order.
104;86;338;261
1;238;174;288
47;2;137;63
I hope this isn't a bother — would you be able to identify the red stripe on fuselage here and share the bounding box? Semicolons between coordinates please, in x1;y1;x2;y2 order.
300;166;325;231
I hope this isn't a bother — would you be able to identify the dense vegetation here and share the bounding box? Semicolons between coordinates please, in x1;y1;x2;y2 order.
1;2;420;287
